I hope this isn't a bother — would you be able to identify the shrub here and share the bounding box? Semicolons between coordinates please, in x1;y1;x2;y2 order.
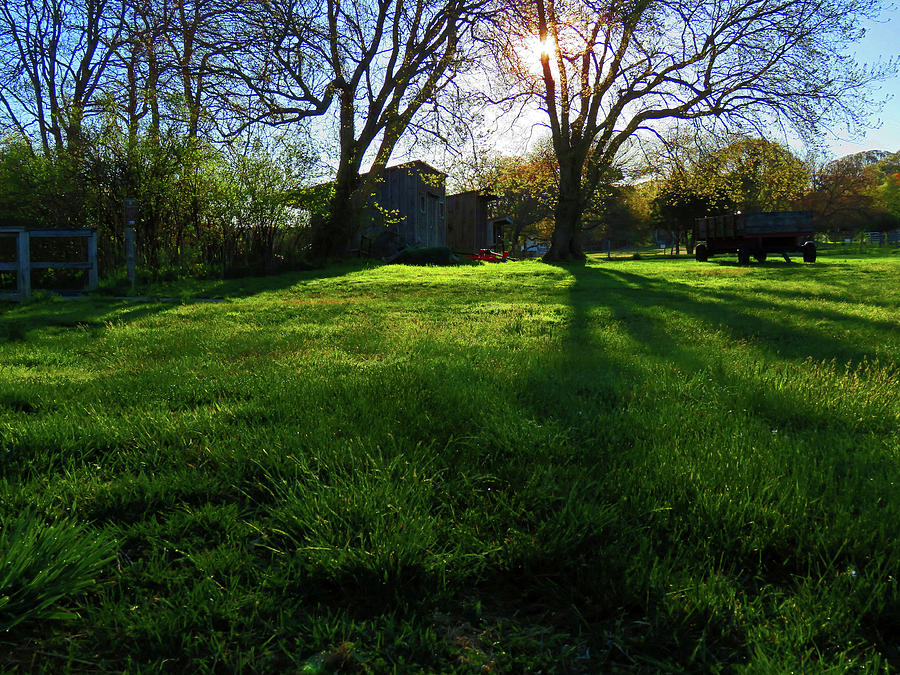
389;246;457;265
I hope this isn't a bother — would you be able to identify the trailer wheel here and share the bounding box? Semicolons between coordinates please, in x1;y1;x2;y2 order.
695;243;709;262
802;241;816;263
737;248;751;265
754;251;767;263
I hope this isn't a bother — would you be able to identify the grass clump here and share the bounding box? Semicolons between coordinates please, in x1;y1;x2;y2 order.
0;319;27;342
0;512;115;631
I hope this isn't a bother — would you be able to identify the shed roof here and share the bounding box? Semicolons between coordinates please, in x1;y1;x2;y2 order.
446;189;499;201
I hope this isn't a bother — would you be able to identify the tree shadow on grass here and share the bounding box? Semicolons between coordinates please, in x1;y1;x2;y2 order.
687;254;900;302
493;259;899;668
3;258;894;670
590;265;891;365
0;298;172;343
99;259;375;298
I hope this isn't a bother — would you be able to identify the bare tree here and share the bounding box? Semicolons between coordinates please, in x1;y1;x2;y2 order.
494;0;891;261
107;0;252;142
160;0;251;139
0;0;126;154
226;0;489;257
111;0;166;141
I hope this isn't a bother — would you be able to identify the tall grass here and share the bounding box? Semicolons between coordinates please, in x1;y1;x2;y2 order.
0;251;897;671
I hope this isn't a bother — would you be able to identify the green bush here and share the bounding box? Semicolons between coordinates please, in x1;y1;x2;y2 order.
389;246;457;265
0;512;115;631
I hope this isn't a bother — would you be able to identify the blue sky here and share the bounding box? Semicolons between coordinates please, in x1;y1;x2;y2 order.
415;3;900;173
825;5;900;156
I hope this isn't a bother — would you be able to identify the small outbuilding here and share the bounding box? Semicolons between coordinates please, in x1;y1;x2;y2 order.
445;190;500;254
363;161;447;254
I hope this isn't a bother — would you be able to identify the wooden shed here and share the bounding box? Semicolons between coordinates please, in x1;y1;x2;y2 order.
445;190;499;254
366;161;447;249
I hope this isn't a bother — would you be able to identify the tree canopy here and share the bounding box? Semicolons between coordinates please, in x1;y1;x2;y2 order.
650;136;810;251
0;0;894;265
491;0;889;260
803;150;900;234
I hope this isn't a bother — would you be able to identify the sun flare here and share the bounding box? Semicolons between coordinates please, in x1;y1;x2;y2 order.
521;36;552;75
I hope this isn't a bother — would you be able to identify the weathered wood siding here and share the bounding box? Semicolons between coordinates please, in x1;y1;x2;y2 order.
370;162;446;247
446;191;494;253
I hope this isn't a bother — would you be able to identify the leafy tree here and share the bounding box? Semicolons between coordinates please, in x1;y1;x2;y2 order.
0;136;95;230
218;139;313;273
651;136;809;252
478;143;558;252
0;139;52;227
463;138;636;253
653;171;733;254
802;151;889;235
708;138;811;213
870;152;900;231
881;172;900;224
492;0;890;261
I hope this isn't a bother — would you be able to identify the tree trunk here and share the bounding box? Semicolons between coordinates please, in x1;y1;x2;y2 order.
544;158;586;262
544;196;585;262
310;164;364;260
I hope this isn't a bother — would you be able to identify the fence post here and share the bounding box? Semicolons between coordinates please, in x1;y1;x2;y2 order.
16;229;30;298
88;229;98;290
124;198;137;289
125;227;135;288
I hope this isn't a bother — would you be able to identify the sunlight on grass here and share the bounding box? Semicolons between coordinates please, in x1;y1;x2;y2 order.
0;253;898;671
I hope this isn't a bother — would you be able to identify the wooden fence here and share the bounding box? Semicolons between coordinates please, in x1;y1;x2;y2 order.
0;227;98;301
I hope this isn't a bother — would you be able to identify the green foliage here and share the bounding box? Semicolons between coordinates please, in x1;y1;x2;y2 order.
459;139;645;253
0;139;44;228
470;142;558;251
650;136;811;253
653;136;810;229
803;150;900;235
0;255;898;670
291;182;335;220
389;245;457;265
654;170;734;233
711;137;811;212
217;139;314;274
0;512;115;631
0;139;90;229
881;172;900;221
0;126;316;285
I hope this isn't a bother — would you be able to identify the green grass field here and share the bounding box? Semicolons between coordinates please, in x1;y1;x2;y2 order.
1;250;898;672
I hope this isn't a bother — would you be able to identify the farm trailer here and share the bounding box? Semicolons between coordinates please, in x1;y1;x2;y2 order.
693;211;816;264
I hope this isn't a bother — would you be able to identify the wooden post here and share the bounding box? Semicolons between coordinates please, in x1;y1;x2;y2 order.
16;228;30;298
88;229;98;290
124;198;137;289
125;227;135;288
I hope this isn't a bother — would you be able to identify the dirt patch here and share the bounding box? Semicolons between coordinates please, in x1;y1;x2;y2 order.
280;298;347;306
698;268;752;276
